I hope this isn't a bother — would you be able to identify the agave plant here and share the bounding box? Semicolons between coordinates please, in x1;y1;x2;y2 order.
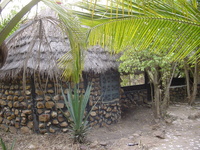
0;138;15;150
62;84;92;143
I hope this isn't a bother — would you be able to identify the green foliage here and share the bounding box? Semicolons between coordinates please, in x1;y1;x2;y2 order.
62;85;92;143
0;0;41;46
0;9;20;38
119;49;172;74
0;138;15;150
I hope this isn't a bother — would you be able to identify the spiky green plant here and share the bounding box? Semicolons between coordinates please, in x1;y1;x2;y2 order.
62;84;92;143
0;138;15;150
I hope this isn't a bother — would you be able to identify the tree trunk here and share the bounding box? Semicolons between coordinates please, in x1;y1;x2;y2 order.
188;62;198;105
161;63;177;117
184;60;191;101
151;67;162;119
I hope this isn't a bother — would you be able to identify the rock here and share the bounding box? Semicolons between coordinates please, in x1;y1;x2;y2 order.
36;97;43;101
37;102;45;109
105;113;111;118
153;130;165;139
13;101;20;108
44;95;51;101
52;119;59;124
39;123;45;128
60;122;68;127
188;112;200;120
165;118;173;124
51;111;57;118
9;126;17;133
15;122;20;128
80;145;88;150
21;102;27;108
47;84;53;88
8;101;13;108
25;90;31;95
39;129;47;134
0;124;9;132
62;128;68;132
128;136;134;139
18;96;25;101
21;126;32;134
0;117;3;123
36;90;44;95
188;114;196;120
25;85;31;90
56;103;64;109
27;121;33;129
53;95;60;101
7;95;13;100
39;114;50;122
58;115;65;122
47;89;54;94
22;110;32;114
90;111;97;117
28;144;37;150
49;127;56;133
106;107;112;112
37;109;43;114
45;101;55;109
100;141;107;146
5;90;9;95
13;96;18;101
14;91;20;96
0;100;7;105
90;141;98;149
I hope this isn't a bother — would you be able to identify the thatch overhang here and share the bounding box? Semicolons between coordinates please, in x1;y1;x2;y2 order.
0;13;119;80
0;42;8;68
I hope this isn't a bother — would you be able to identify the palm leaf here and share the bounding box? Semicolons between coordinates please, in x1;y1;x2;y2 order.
0;0;41;46
87;17;200;62
74;0;200;63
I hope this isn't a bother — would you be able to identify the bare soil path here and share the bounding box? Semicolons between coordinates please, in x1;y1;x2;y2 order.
1;102;200;150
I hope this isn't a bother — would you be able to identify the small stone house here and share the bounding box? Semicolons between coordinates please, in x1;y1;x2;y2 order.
0;12;121;134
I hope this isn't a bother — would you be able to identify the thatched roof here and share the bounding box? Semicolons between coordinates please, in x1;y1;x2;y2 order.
0;10;119;80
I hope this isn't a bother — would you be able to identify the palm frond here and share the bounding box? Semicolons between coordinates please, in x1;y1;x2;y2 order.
0;0;41;46
87;17;200;62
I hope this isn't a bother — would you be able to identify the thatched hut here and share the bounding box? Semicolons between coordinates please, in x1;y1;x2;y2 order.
0;11;121;134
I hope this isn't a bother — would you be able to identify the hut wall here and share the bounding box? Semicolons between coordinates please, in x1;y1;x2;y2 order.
0;72;121;134
0;75;33;133
86;71;121;127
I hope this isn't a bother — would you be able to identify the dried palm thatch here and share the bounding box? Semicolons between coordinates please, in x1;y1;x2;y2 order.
0;10;119;80
0;42;8;68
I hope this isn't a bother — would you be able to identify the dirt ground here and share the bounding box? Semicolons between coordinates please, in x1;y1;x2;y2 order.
1;102;200;150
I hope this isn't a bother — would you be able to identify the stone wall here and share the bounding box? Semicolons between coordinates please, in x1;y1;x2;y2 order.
120;89;147;111
87;73;121;127
120;84;200;109
0;72;121;134
169;85;187;102
0;76;33;133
